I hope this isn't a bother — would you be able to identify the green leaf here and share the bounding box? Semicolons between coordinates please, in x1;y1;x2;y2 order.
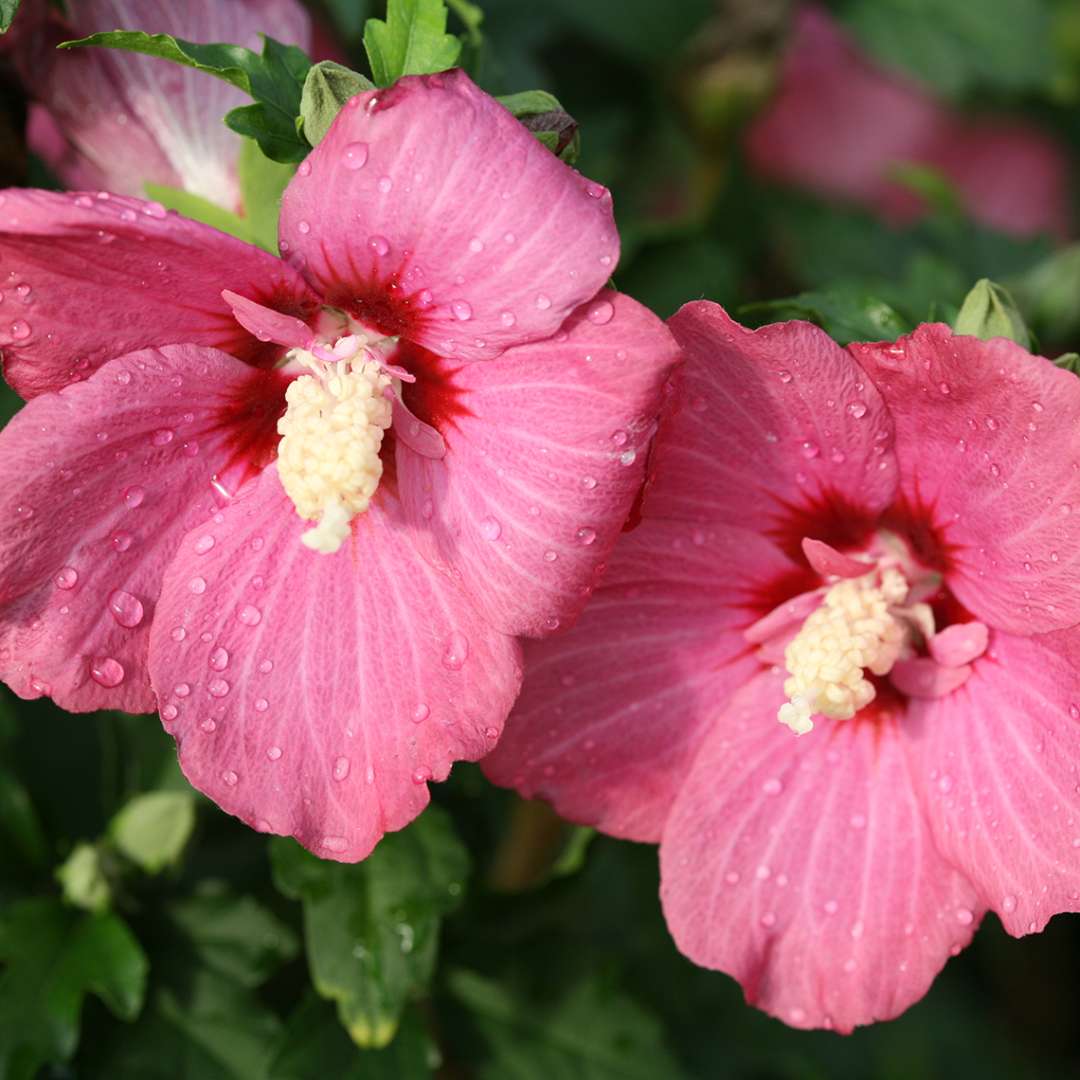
448;969;687;1080
109;791;197;874
236;139;295;252
1054;352;1080;375
0;899;147;1079
498;90;581;163
1008;243;1080;343
836;0;1055;98
270;806;468;1048
167;886;299;988
741;286;911;346
363;0;462;86
0;763;49;870
0;0;19;35
60;32;312;162
267;995;438;1079
953;278;1032;347
56;843;112;913
300;61;375;146
146;179;253;244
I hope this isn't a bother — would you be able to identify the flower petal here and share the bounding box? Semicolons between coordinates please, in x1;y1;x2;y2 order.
661;303;897;532
278;69;619;362
0;345;289;712
396;291;678;637
660;669;982;1032
147;466;522;861
38;0;311;206
911;628;1080;938
851;324;1080;633
0;189;319;398
483;521;786;842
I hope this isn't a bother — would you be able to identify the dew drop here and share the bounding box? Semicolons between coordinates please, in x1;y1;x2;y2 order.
368;234;390;256
846;401;868;418
108;589;144;628
189;576;207;595
170;626;186;642
90;656;125;688
586;299;614;325
123;485;145;508
322;836;347;853
174;683;191;698
1002;895;1018;913
500;310;516;327
238;605;262;626
297;220;311;234
412;703;430;723
209;647;230;671
267;745;282;760
543;550;558;562
199;718;217;733
442;632;469;670
412;766;432;784
451;300;472;321
161;704;178;722
800;441;820;460
581;475;597;490
298;160;312;177
468;236;484;253
208;678;230;698
222;769;238;786
480;516;501;541
576;526;597;545
151;427;174;446
956;907;974;925
777;369;793;384
342;142;369;170
535;293;552;310
761;777;783;796
377;175;393;193
9;319;31;340
194;534;215;555
54;566;78;590
333;756;351;781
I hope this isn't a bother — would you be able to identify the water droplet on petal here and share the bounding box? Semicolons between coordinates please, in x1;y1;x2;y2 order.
189;576;207;595
762;778;783;796
298;160;312;177
151;428;174;446
442;632;469;670
238;605;262;626
956;907;974;925
170;627;186;642
535;293;552;310
297;220;311;234
368;234;390;256
342;142;369;170
10;319;31;340
576;526;597;545
55;566;78;590
333;756;351;781
1002;895;1018;913
777;369;793;384
412;766;432;784
208;678;230;698
468;236;484;253
451;300;472;321
161;703;178;722
412;703;430;723
222;769;238;786
846;401;868;418
110;530;134;552
108;589;144;628
322;836;347;853
582;475;597;490
800;441;820;460
586;299;614;325
209;647;229;671
90;656;125;688
377;175;393;193
267;745;282;760
194;534;215;555
123;485;145;508
480;517;501;541
200;718;217;733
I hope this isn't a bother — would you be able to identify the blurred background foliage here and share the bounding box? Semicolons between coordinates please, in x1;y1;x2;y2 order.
3;0;1080;1076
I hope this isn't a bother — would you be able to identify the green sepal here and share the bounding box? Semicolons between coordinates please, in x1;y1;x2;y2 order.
300;61;375;145
498;90;581;163
953;278;1032;347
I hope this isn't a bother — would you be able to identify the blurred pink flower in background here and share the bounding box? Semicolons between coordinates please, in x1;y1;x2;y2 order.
0;72;679;860
744;5;1071;239
4;0;313;211
485;303;1080;1030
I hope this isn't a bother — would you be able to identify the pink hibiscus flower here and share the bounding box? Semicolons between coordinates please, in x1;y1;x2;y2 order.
744;5;1070;239
484;302;1080;1030
0;70;679;860
6;0;312;210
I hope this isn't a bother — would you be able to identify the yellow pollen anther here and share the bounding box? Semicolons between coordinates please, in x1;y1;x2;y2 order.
276;347;392;554
777;567;909;735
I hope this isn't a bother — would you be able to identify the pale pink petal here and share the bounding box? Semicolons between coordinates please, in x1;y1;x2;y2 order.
912;628;1080;938
147;467;522;862
0;345;289;712
221;290;312;350
483;522;791;842
279;70;619;362
41;0;311;207
850;325;1080;633
802;537;872;579
660;669;983;1032
743;6;945;222
396;292;678;637
929;622;989;667
27;104;111;192
0;189;319;398
889;657;972;698
660;303;897;531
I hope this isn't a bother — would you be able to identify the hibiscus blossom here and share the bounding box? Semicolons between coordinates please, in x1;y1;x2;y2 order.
0;71;678;860
744;5;1070;239
5;0;312;210
484;302;1080;1030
